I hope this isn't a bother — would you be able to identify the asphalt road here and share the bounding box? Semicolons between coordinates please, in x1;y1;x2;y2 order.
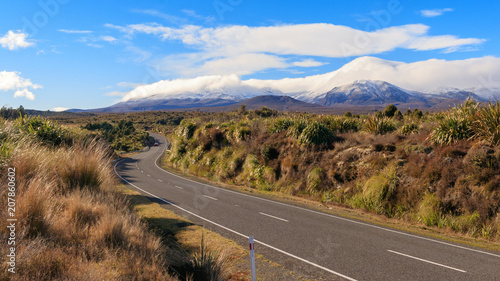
114;133;500;281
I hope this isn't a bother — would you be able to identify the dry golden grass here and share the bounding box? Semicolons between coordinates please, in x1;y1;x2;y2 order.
0;120;177;280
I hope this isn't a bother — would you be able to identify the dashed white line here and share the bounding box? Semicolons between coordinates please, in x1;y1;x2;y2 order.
175;185;184;190
115;159;357;281
387;250;467;273
203;195;218;201
158;179;163;182
259;212;289;222
152;139;500;259
140;170;144;173
147;174;151;177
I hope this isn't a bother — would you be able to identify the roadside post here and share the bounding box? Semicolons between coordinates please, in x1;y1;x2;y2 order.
249;236;256;281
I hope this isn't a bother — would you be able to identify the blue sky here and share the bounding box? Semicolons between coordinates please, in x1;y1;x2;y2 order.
1;0;499;110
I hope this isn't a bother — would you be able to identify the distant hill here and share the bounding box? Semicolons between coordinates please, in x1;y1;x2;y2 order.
86;98;238;113
64;79;491;114
230;95;329;111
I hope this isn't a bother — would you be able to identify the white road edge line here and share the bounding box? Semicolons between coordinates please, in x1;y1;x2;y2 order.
203;195;218;201
387;250;467;273
175;185;183;190
114;159;357;281
259;212;289;222
152;138;500;259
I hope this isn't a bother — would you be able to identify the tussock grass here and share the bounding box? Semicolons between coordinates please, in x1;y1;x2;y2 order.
0;118;177;280
472;101;500;145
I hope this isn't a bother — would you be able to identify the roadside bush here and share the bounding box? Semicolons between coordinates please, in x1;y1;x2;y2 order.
18;116;74;146
178;120;197;139
306;167;324;194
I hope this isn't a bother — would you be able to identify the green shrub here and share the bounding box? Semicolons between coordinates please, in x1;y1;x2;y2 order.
178;120;197;139
430;115;472;145
364;117;396;134
232;126;251;142
287;120;307;139
361;165;398;215
383;104;398;118
400;123;419;135
18;116;74;146
417;193;443;226
298;122;336;146
306;168;324;194
472;101;500;146
270;118;294;134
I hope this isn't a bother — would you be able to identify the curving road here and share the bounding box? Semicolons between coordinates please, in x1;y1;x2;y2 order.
114;133;500;281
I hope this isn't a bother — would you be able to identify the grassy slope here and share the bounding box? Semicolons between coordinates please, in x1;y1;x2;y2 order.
165;102;500;247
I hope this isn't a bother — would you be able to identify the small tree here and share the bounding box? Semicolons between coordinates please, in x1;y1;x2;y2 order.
383;104;398;118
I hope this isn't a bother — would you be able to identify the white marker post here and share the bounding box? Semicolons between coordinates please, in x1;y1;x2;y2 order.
249;236;256;281
249;180;251;192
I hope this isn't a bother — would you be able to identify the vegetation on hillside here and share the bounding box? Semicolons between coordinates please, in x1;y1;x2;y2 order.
166;101;500;241
0;117;230;280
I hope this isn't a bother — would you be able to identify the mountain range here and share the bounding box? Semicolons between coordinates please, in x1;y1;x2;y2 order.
67;56;500;113
71;79;498;113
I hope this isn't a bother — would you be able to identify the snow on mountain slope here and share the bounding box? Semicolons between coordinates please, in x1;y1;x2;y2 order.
120;56;500;103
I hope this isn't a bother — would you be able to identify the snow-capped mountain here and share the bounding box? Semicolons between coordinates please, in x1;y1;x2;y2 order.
77;56;500;112
315;80;420;105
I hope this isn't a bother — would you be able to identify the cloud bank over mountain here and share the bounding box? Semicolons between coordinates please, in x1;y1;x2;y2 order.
119;56;500;101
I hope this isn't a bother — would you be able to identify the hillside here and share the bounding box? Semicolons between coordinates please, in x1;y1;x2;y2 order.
164;100;500;243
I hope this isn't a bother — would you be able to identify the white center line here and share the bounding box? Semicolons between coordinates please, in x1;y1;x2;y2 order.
158;179;163;182
203;195;218;201
259;212;289;222
147;174;151;177
175;185;184;190
387;250;467;273
140;170;144;173
115;159;357;281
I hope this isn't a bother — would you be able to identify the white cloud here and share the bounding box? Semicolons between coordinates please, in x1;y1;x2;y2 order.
0;30;34;50
78;35;118;47
109;22;484;77
156;53;289;77
14;89;35;100
182;9;216;24
100;36;117;42
0;71;41;100
131;9;186;25
59;29;93;34
113;23;482;57
51;107;69;112
420;8;453;18
293;59;327;67
119;56;500;101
